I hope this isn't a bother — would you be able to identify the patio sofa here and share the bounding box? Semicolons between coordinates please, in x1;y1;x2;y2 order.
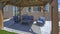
21;14;34;25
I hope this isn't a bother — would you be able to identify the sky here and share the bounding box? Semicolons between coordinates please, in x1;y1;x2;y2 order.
58;0;60;11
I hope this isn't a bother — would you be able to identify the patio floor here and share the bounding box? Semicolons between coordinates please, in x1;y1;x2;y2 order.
4;18;52;34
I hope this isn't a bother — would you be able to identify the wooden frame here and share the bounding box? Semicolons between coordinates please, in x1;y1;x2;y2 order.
0;3;4;29
0;0;59;34
51;0;59;34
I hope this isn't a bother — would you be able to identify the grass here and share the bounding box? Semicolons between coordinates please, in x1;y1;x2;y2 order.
4;18;8;19
0;30;17;34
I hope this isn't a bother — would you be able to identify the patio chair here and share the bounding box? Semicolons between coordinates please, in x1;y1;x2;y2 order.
36;16;46;27
13;16;20;23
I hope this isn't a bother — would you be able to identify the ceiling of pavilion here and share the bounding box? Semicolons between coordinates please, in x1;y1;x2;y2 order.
0;0;52;7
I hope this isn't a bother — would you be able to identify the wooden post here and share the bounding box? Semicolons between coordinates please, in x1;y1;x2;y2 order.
0;3;4;29
18;7;21;17
48;3;52;34
41;6;46;17
50;0;59;34
19;7;24;23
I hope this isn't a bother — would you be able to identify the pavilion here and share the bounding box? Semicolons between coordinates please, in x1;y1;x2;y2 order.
0;0;58;34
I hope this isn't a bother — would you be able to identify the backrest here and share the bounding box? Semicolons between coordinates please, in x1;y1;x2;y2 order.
39;16;46;22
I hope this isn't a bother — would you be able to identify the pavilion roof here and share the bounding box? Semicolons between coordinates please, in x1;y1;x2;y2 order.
0;0;52;7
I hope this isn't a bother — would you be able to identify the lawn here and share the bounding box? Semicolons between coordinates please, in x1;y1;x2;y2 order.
0;30;17;34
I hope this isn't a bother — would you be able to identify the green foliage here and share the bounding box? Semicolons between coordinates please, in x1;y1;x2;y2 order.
0;30;17;34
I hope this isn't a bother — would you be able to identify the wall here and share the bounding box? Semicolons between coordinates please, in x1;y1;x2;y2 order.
3;5;59;21
3;5;13;19
21;7;51;21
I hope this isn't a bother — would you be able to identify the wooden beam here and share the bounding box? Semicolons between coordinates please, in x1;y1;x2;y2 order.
49;0;53;4
0;3;4;29
0;0;9;3
2;1;9;7
7;0;48;7
0;0;49;7
51;0;59;34
7;3;46;7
